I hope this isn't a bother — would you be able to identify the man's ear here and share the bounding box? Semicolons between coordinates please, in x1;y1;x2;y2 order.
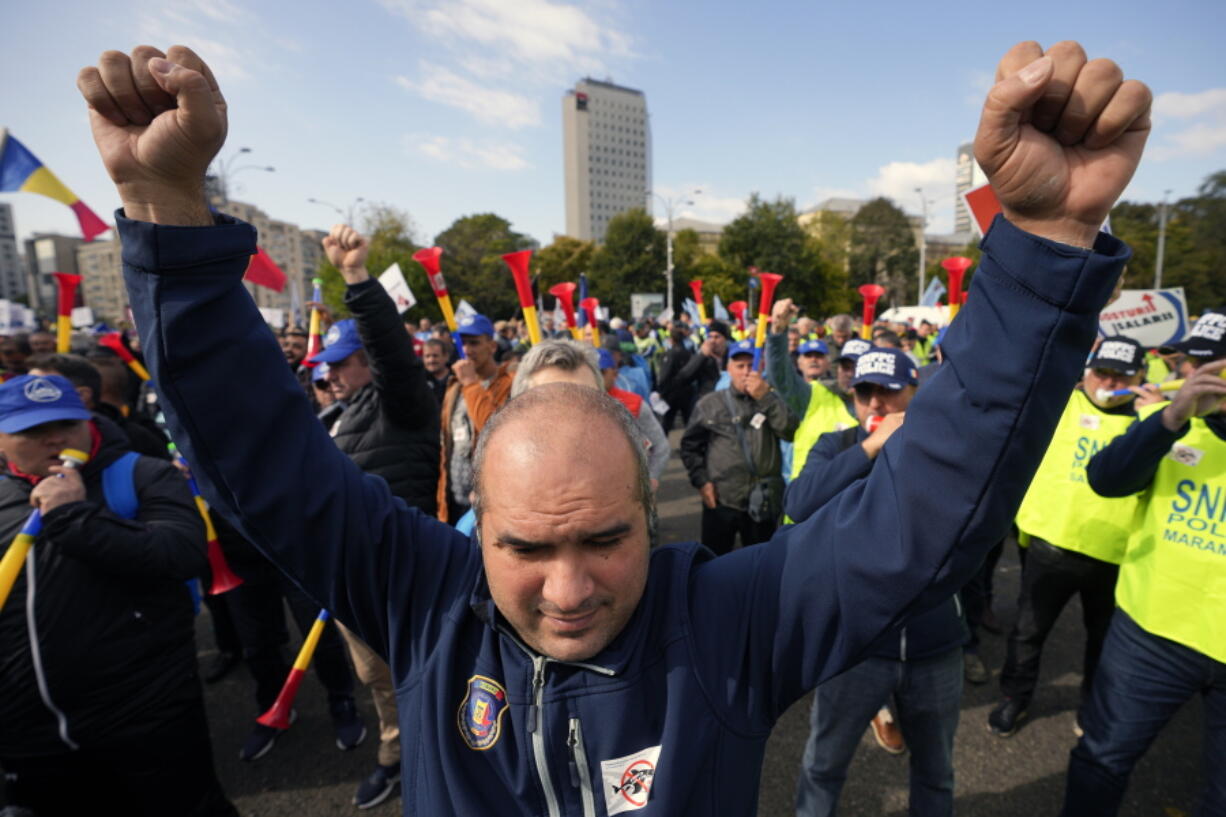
76;386;94;409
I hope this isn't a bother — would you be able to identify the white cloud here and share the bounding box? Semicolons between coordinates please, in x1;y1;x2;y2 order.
1153;88;1226;120
134;0;272;82
1150;87;1226;160
395;66;541;129
379;0;633;73
648;184;745;227
408;135;529;170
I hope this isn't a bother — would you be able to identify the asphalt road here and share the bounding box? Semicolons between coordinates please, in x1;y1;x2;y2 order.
194;435;1203;816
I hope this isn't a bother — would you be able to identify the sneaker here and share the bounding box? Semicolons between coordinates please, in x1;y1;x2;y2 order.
239;709;296;761
331;697;367;751
964;653;990;685
987;698;1028;738
869;708;906;755
354;763;401;809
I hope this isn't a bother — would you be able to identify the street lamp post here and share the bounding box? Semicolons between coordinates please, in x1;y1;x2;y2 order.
1154;188;1172;290
210;148;275;205
915;187;929;304
646;189;701;314
307;197;366;226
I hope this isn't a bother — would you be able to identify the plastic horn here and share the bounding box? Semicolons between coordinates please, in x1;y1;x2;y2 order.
728;301;748;334
0;448;89;612
304;277;324;366
97;332;151;381
866;415;884;433
168;443;242;595
942;257;973;322
413;246;465;360
549;282;582;340
52;273;82;353
1095;369;1226;402
752;272;783;371
502;250;540;345
580;297;602;347
257;609;330;730
689;280;708;325
858;284;886;340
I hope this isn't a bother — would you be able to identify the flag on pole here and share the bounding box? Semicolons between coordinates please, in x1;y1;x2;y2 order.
378;262;417;314
455;299;478;323
920;276;946;307
244;247;287;292
577;274;590;328
0;130;109;240
713;294;729;321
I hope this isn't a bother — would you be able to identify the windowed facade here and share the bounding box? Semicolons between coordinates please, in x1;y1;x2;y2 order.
562;79;652;242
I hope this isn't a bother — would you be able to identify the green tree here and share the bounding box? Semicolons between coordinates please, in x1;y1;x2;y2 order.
588;208;666;316
315;203;434;322
433;213;535;319
533;235;596;297
717;194;846;317
848;197;919;307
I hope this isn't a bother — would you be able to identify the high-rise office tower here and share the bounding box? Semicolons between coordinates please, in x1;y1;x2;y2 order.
563;79;651;242
954;141;987;235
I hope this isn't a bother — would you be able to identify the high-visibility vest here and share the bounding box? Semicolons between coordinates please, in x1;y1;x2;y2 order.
789;382;855;480
1116;415;1226;662
1145;351;1171;386
1015;389;1139;563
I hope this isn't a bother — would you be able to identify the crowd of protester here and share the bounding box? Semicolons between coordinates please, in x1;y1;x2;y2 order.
0;36;1220;817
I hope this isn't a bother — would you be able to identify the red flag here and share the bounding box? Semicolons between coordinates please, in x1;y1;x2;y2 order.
244;247;287;292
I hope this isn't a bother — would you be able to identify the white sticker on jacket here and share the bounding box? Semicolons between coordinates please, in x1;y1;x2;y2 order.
602;744;661;814
1169;444;1204;467
1079;413;1101;431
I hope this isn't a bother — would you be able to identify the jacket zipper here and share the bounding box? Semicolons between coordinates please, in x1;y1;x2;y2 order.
900;627;908;662
25;549;78;750
568;717;596;817
529;655;561;817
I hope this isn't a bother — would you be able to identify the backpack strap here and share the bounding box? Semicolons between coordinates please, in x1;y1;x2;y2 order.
101;452;141;520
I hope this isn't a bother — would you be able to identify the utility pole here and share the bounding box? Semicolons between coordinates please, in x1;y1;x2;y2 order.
1154;189;1172;289
647;189;701;314
915;187;928;304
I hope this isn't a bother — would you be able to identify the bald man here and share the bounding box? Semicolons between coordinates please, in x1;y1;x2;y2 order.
80;38;1149;816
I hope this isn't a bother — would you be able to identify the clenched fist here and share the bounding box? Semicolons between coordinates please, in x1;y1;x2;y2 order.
974;41;1151;249
323;224;371;283
78;45;226;226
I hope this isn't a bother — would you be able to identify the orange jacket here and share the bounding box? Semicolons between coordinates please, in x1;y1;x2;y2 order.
436;362;514;522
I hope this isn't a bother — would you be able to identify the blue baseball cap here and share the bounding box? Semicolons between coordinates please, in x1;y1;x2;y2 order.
728;338;755;358
798;339;829;356
308;320;363;364
597;349;616;370
852;348;919;391
835;338;873;364
311;362;330;383
456;313;494;338
0;375;92;433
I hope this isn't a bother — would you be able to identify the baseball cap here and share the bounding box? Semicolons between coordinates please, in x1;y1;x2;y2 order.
456;313;495;338
308;319;363;364
1163;311;1226;360
597;349;616;370
312;362;330;383
0;374;92;433
1088;336;1145;376
835;338;873;364
728;338;755;358
798;339;829;356
852;348;919;391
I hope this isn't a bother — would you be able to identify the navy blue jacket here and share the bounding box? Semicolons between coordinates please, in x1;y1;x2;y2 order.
119;211;1126;816
785;425;968;662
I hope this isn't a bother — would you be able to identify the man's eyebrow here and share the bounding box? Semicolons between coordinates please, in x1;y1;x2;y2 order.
495;522;634;549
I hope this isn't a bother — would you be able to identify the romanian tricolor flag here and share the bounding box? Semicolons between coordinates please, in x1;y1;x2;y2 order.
0;130;109;241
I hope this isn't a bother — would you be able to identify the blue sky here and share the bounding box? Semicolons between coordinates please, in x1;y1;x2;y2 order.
3;0;1224;247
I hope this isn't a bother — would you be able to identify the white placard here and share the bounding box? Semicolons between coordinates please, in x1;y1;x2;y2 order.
1098;288;1189;348
378;262;417;314
71;306;95;328
258;307;287;329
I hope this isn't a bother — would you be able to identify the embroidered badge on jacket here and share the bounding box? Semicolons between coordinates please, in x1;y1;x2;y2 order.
457;675;509;750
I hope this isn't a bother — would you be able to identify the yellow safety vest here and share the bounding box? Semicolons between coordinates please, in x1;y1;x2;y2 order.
1015;390;1139;563
1145;351;1171;386
790;382;855;480
1116;415;1226;662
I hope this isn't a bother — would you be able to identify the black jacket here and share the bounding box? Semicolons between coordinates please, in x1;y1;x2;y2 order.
785;425;968;661
329;280;441;515
0;416;206;757
680;386;797;511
